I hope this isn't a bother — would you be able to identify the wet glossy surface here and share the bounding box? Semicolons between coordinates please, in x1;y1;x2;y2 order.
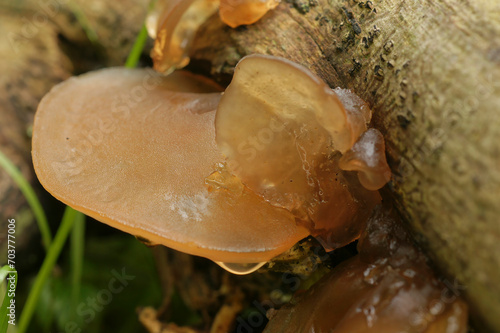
215;55;386;249
263;207;468;333
32;67;309;263
150;0;219;73
33;57;392;271
149;0;280;73
339;129;392;190
219;0;280;28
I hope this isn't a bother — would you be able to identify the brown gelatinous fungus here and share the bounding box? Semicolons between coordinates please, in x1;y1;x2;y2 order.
263;207;469;333
33;55;391;271
215;54;388;250
149;0;281;73
149;0;219;74
32;67;309;264
219;0;281;28
339;128;392;190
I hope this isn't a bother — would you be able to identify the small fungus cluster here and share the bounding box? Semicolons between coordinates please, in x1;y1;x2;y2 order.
32;55;390;272
148;0;281;73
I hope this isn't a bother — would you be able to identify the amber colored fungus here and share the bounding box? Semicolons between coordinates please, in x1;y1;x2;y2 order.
215;55;389;250
219;0;280;28
149;0;281;73
339;128;392;191
32;67;309;264
150;0;219;73
263;207;469;333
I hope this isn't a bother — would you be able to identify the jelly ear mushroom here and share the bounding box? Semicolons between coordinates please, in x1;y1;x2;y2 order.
219;0;280;28
263;207;468;333
149;0;219;73
32;67;308;267
149;0;279;73
215;55;370;199
339;128;392;190
215;54;384;249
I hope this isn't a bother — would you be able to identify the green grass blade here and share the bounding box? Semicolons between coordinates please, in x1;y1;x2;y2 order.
125;24;149;68
0;266;17;333
0;266;15;282
68;0;99;44
18;206;79;333
0;149;52;251
70;212;85;310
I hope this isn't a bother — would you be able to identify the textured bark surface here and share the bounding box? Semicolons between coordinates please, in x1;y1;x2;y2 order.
189;0;500;331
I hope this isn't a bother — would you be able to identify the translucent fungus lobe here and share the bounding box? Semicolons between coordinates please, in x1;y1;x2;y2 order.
149;0;219;73
32;67;308;264
263;207;468;333
219;0;280;28
149;0;281;73
215;55;390;249
33;55;392;270
339;128;392;191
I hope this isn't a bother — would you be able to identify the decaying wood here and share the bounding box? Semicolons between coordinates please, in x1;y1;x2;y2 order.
189;0;500;331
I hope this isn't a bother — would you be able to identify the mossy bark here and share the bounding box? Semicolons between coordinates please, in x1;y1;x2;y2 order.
189;0;500;331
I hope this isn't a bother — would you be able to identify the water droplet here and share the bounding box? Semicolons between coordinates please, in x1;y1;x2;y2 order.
215;261;267;275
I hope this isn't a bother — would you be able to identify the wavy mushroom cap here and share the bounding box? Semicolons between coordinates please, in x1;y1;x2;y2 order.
215;55;386;249
32;67;309;265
